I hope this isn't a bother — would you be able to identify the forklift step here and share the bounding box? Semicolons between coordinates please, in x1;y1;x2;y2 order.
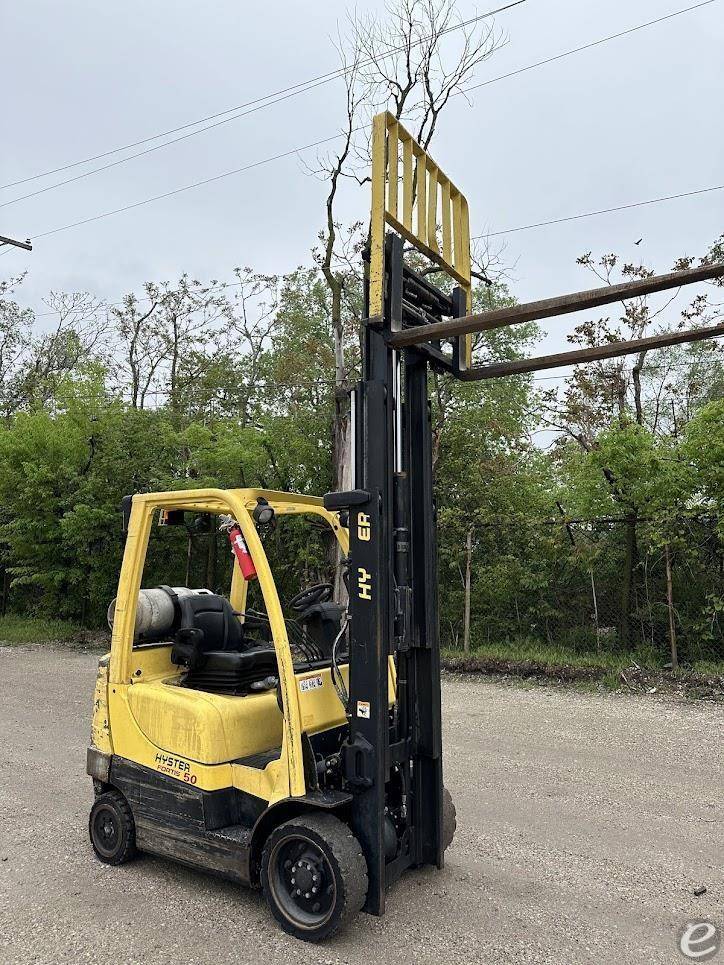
205;824;253;849
234;747;281;770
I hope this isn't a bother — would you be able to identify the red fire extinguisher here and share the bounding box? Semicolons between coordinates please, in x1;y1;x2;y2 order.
220;516;258;581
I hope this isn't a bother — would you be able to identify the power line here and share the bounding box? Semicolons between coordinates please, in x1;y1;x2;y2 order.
17;173;724;247
461;0;716;96
0;1;524;201
5;0;709;204
475;183;724;239
30;131;356;240
5;0;712;242
0;77;349;212
17;0;719;249
0;82;345;196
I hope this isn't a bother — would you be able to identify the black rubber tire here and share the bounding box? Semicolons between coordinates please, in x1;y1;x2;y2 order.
261;813;367;942
89;790;137;865
442;786;457;852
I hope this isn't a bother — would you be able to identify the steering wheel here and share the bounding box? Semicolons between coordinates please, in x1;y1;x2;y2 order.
288;583;333;612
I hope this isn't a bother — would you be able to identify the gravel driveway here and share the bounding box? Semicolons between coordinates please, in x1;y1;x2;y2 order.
0;647;721;964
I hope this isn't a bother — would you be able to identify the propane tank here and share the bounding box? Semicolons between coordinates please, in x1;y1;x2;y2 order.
107;586;210;641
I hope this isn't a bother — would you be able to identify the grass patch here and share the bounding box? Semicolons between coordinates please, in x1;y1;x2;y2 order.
0;614;86;645
692;659;724;676
442;639;630;673
443;638;724;675
441;638;724;700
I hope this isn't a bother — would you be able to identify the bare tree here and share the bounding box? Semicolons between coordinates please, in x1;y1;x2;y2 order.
109;276;227;411
156;275;226;412
545;252;722;448
314;0;507;494
217;268;279;426
0;280;105;415
354;0;503;150
109;292;164;409
31;292;105;401
0;274;34;418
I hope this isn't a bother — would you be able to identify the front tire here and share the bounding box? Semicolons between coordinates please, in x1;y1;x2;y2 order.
261;813;367;942
89;790;137;865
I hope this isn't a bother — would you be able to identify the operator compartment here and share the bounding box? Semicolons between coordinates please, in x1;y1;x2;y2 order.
109;585;283;696
115;583;352;765
109;498;355;767
111;582;347;697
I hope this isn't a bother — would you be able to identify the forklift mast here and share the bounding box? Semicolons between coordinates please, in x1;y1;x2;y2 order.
324;113;473;914
322;112;724;916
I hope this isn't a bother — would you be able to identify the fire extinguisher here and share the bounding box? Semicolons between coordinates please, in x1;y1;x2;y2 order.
219;515;257;581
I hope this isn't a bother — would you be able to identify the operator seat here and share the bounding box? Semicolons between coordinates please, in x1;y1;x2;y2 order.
171;594;278;696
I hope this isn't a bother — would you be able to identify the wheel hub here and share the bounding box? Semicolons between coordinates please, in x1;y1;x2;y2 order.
91;804;121;856
271;837;335;927
290;857;322;898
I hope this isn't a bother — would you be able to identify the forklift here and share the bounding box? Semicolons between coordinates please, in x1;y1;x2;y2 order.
86;112;724;941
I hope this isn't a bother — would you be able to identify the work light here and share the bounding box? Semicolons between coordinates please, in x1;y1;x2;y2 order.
253;498;275;526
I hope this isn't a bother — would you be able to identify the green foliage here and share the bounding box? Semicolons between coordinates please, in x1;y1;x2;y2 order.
0;255;722;674
682;400;724;515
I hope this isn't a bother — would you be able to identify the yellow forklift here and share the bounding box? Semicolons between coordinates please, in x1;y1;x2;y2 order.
86;112;724;942
88;488;404;940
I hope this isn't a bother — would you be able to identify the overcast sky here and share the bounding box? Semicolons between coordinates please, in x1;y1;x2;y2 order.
2;0;723;357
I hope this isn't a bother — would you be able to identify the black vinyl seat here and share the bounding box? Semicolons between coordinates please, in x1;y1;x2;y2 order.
170;594;278;695
181;648;278;695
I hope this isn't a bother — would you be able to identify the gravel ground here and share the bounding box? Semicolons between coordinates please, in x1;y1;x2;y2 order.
0;646;721;965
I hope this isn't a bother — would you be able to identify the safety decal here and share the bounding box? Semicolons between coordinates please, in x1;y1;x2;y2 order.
299;674;324;693
357;700;371;719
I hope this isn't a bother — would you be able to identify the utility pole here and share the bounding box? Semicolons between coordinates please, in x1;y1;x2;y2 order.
0;234;33;252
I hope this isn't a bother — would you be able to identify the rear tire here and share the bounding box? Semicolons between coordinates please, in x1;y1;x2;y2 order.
442;786;457;852
261;813;367;942
89;790;137;865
